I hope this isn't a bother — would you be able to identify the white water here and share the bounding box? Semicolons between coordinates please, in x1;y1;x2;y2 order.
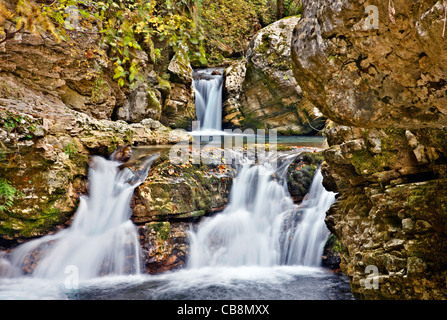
0;150;347;300
188;153;336;269
282;170;336;266
7;154;158;281
193;69;223;131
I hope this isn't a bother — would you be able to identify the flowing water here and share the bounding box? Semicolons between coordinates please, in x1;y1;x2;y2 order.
0;148;353;300
281;171;336;266
193;68;224;132
3;153;158;281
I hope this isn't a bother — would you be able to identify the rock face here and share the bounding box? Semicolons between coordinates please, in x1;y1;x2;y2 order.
115;84;162;123
0;103;184;244
291;0;447;129
138;221;190;274
161;45;196;129
223;16;325;135
0;30;124;121
292;0;447;299
0;10;197;245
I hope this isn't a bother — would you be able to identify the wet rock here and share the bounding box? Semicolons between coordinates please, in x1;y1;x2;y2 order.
138;221;190;274
112;145;133;162
131;150;235;223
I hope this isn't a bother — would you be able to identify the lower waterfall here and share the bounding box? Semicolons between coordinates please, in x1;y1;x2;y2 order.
188;153;336;269
0;150;352;300
7;154;158;281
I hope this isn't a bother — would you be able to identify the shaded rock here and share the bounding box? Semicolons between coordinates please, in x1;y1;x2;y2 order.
115;84;162;123
160;45;196;129
138;221;190;274
167;45;193;85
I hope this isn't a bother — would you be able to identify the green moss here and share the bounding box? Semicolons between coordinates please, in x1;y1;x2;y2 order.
325;234;344;253
301;151;324;166
156;77;172;96
351;150;392;175
147;221;171;241
147;89;162;116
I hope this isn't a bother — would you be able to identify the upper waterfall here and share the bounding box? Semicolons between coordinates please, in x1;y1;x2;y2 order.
193;68;224;132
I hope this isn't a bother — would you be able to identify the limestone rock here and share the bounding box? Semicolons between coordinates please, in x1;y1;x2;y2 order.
162;45;196;129
291;0;447;299
167;45;193;85
115;84;162;123
223;16;325;134
131;151;235;223
291;0;447;129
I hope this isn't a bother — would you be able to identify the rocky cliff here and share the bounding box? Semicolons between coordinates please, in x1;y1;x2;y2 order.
0;12;194;245
292;0;447;299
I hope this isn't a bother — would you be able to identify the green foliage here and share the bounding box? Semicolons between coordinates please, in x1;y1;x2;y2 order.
0;178;21;213
2;111;35;140
3;0;206;87
63;142;78;158
193;0;261;64
326;234;343;253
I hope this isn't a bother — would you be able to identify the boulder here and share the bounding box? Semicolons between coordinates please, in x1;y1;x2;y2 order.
223;16;325;135
131;151;235;223
115;84;162;123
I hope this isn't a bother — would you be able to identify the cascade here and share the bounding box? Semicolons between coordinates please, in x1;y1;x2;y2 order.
281;170;336;266
8;153;158;281
188;151;336;268
193;68;224;131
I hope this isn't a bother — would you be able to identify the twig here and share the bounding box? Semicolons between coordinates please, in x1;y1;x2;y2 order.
388;0;396;25
443;0;447;37
0;25;25;45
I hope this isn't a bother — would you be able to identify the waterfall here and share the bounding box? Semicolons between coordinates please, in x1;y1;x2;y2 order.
193;69;223;131
8;153;158;281
188;152;336;269
281;170;336;266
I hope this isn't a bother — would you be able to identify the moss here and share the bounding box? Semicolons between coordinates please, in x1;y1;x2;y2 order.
301;151;324;166
147;221;171;241
257;32;271;54
147;89;162;119
325;233;344;254
351;150;393;175
156;77;172;96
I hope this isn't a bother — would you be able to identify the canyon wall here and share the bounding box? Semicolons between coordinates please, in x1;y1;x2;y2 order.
292;0;447;299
